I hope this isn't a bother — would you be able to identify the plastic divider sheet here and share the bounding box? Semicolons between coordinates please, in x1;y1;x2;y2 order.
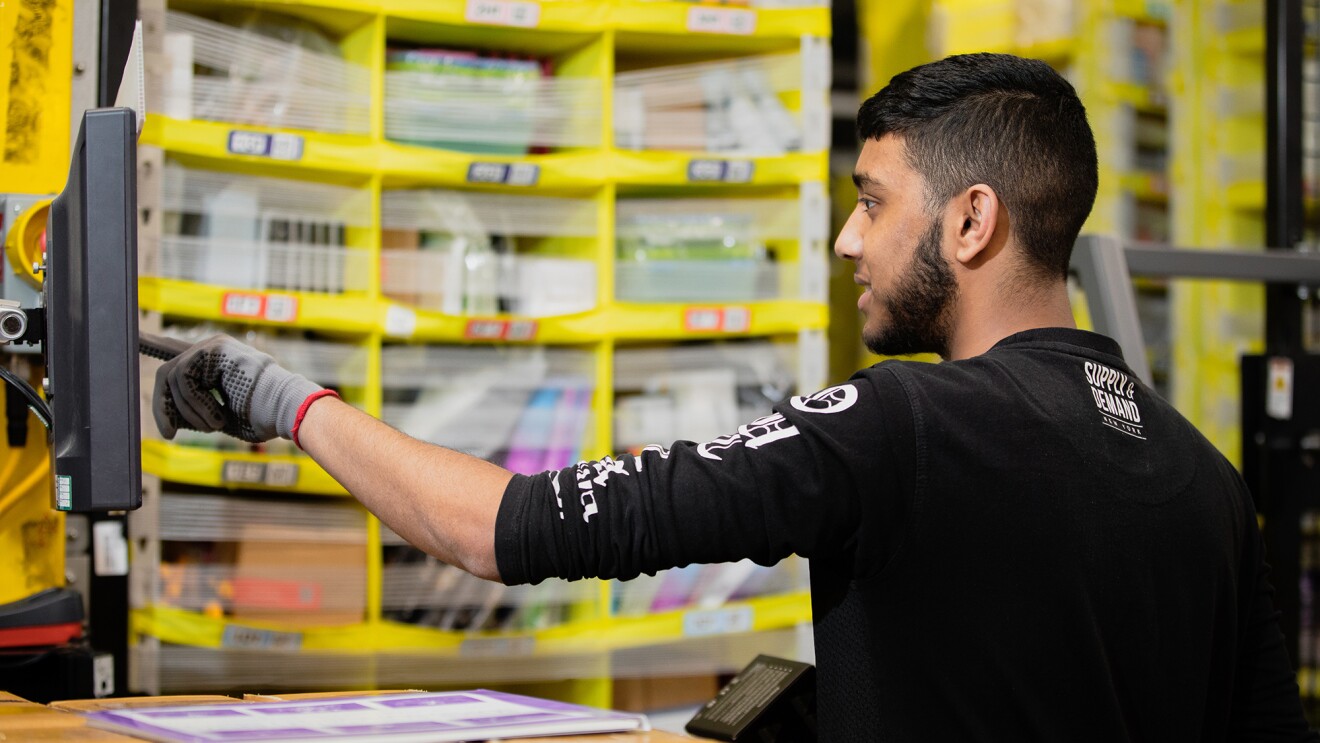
162;11;371;134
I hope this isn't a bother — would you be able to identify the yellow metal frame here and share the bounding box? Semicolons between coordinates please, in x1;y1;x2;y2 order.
0;0;72;608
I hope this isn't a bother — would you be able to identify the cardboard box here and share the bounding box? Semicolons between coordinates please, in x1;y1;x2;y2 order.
243;690;421;702
612;675;720;713
0;692;139;740
231;540;366;627
49;695;241;713
381;227;422;306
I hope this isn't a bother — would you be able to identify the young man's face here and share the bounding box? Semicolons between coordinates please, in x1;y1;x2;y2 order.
835;135;959;358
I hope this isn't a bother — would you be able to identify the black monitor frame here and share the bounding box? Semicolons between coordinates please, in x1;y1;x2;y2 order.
44;107;141;512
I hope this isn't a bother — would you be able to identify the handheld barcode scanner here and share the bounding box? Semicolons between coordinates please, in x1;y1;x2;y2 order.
138;332;191;362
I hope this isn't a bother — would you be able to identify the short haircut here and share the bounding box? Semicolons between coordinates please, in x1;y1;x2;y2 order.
857;53;1098;281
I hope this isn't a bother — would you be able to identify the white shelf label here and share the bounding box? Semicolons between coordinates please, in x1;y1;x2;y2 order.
686;6;756;35
465;0;541;28
222;460;300;488
683;606;754;637
226;130;304;161
460;636;536;657
466;161;540;186
384;304;418;338
687;159;754;183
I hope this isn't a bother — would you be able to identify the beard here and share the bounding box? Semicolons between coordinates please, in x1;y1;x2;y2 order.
862;218;959;358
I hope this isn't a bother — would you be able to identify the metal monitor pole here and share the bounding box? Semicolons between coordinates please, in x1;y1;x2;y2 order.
1265;0;1306;353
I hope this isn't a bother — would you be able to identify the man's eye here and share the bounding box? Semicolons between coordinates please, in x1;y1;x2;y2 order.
858;198;878;213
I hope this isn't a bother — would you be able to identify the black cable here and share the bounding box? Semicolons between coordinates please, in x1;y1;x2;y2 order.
0;365;51;431
0;651;51;669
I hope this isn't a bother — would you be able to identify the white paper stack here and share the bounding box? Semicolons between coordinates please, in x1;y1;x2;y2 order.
615;51;821;154
385;49;602;153
381;189;598;316
162;11;370;134
157;163;373;294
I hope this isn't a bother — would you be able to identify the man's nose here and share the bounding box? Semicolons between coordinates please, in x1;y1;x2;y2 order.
834;212;863;260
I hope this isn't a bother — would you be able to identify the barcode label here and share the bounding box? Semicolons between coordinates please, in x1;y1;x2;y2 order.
460;636;536;657
465;0;541;28
683;606;754;637
466;162;540;186
222;460;299;488
227;130;304;161
686;6;756;35
221;292;299;323
464;318;539;341
56;475;72;511
684;306;751;333
687;159;754;183
221;624;303;651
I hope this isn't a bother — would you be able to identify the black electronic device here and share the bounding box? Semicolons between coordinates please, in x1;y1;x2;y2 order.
43;107;141;512
686;655;816;742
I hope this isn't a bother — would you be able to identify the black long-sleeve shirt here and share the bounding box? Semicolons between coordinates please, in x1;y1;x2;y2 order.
496;327;1315;741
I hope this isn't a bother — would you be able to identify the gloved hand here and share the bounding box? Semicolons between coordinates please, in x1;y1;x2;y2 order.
152;334;326;444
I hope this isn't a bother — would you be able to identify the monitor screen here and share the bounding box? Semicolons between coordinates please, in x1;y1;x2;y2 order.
44;107;141;512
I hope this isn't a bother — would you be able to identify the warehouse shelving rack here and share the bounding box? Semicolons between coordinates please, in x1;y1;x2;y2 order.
128;0;831;706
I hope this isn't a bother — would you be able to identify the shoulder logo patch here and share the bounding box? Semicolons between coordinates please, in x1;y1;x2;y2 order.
790;384;858;414
1083;361;1145;440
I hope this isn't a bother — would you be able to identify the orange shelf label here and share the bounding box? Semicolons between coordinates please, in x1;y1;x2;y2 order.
221;292;299;323
683;306;751;333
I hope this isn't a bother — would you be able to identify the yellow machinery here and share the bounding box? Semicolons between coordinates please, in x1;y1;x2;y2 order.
0;0;75;608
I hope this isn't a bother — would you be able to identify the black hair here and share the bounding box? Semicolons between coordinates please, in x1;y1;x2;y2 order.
857;53;1098;281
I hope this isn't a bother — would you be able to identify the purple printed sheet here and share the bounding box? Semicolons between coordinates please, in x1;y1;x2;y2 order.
83;690;649;742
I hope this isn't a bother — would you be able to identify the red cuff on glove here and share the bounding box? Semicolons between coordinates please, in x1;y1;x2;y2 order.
291;389;341;450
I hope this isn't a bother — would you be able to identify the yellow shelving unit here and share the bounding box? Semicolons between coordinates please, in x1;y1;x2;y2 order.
141;441;348;495
131;0;827;705
1167;0;1265;465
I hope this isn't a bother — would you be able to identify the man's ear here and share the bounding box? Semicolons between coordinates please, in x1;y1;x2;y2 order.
952;184;1000;266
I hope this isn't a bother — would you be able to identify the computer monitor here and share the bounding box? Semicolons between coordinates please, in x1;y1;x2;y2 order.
44;107;141;512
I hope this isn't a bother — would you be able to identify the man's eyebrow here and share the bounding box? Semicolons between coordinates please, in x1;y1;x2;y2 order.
852;172;884;191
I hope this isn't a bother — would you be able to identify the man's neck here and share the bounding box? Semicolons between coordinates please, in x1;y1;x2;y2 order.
945;282;1077;361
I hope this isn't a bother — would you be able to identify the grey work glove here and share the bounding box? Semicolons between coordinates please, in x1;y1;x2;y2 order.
152;334;323;443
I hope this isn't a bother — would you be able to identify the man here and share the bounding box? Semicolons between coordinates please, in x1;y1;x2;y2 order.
153;54;1315;739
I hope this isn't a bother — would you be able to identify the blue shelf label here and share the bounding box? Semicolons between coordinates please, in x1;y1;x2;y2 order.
467;162;540;186
222;624;303;651
687;159;754;183
227;130;305;161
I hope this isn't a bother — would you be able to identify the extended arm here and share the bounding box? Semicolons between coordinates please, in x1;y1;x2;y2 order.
150;334;510;580
296;397;508;580
151;334;882;588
